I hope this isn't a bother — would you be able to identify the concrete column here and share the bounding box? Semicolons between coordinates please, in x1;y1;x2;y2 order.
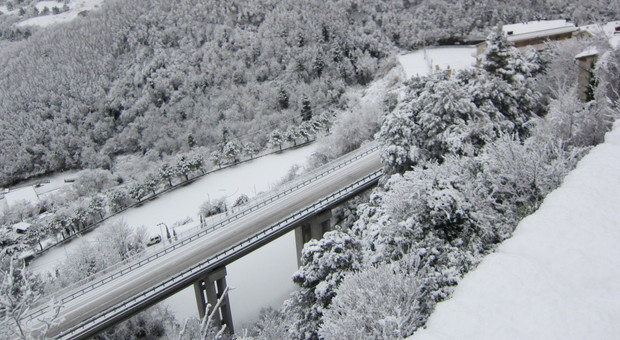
193;267;234;333
295;209;332;267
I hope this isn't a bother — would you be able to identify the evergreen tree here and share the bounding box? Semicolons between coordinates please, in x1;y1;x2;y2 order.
289;230;362;340
269;129;284;151
222;140;242;164
89;195;107;219
301;95;313;121
277;87;289;110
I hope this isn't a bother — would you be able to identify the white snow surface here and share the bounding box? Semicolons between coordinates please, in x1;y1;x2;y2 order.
398;46;476;79
503;20;574;35
410;121;620;340
17;0;104;27
4;186;40;208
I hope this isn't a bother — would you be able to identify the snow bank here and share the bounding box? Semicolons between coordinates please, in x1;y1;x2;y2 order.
410;121;620;340
398;46;476;79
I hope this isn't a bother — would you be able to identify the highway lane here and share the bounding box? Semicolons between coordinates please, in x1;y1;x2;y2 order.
35;149;382;338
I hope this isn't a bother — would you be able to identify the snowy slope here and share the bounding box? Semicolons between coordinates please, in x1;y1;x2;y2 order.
410;121;620;340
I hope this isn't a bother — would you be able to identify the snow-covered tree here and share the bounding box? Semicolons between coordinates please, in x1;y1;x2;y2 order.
269;129;284;151
232;194;249;208
89;195;107;219
243;142;258;159
288;230;362;339
0;256;46;339
209;150;224;169
72;169;116;197
320;255;426;339
175;156;193;181
285;126;301;146
97;220;147;261
143;173;162;196
128;182;148;203
107;187;131;213
24;221;46;252
159;163;176;187
199;197;227;218
222;140;243;164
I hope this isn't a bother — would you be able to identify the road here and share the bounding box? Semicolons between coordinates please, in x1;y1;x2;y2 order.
30;147;382;338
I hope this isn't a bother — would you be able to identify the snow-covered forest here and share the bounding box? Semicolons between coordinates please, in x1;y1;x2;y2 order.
1;0;620;339
1;0;620;186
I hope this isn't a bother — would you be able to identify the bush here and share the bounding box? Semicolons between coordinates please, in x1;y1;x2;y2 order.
199;197;227;218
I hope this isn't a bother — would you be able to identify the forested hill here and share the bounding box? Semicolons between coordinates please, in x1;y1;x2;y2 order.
1;0;618;187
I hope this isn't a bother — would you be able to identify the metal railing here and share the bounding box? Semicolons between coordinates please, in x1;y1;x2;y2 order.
26;143;381;321
57;168;383;339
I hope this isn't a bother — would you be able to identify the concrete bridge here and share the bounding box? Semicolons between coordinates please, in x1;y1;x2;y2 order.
24;144;383;339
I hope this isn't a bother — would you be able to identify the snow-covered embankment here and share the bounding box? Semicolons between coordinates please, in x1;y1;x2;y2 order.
410;121;620;339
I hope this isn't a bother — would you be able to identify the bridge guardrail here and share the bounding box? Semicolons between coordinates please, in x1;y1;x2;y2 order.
26;143;381;321
56;168;383;340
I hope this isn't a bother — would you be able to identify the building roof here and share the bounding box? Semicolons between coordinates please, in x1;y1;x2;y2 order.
503;20;577;42
13;221;31;231
575;46;600;59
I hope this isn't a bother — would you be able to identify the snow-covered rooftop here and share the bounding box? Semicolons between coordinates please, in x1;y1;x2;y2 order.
575;46;599;59
503;20;574;35
410;120;620;340
503;20;577;42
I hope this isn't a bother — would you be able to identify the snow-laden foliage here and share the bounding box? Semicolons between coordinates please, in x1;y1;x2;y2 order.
199;197;228;218
379;41;543;175
3;0;618;186
269;32;620;340
287;230;362;340
318;101;383;159
50;221;147;289
0;256;46;339
320;255;425;340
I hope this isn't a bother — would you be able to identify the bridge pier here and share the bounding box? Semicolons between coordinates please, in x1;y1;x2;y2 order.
295;209;333;267
193;267;234;333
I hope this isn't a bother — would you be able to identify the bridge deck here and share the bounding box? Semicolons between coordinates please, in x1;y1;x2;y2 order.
26;146;383;339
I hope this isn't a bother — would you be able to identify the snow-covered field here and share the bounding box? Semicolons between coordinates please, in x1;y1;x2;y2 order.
410;121;620;340
0;170;80;215
16;0;104;27
398;46;476;79
30;143;317;328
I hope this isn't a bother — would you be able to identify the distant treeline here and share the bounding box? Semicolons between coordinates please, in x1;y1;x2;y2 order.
1;0;618;186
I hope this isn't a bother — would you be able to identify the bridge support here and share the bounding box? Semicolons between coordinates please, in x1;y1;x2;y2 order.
193;267;234;333
295;209;333;267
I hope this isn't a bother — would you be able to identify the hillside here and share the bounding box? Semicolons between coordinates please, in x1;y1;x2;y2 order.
1;0;619;187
